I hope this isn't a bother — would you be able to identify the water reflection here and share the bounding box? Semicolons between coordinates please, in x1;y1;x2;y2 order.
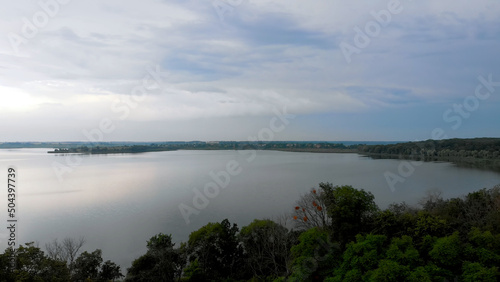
0;149;499;271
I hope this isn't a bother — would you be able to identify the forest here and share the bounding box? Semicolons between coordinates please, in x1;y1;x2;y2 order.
1;183;499;281
359;138;500;171
358;138;500;158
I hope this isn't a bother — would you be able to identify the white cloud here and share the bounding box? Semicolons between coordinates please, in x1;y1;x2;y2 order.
0;0;499;141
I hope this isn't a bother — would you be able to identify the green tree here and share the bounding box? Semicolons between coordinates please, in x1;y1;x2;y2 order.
126;233;182;282
331;234;387;281
438;197;468;233
385;236;421;269
289;227;340;281
464;187;500;233
461;262;499;282
146;233;180;281
1;243;70;282
369;259;410;281
126;253;157;282
406;266;433;282
100;260;124;281
239;219;297;279
320;183;379;246
372;202;418;239
182;259;206;281
411;211;448;242
428;232;462;278
186;219;243;281
464;228;500;268
73;249;103;281
0;248;14;281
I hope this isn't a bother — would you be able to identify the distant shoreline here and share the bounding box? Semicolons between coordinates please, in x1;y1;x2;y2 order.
3;138;500;172
46;147;360;155
358;138;500;172
43;141;364;155
269;148;358;153
360;152;500;172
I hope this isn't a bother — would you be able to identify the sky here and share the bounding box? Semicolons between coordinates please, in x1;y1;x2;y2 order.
0;0;499;142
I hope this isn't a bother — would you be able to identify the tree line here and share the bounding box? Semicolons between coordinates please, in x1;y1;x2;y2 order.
1;182;499;281
47;142;361;154
0;237;123;281
359;138;500;171
359;138;500;159
125;183;500;281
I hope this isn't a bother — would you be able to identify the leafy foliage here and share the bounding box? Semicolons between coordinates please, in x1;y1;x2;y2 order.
186;219;244;281
73;249;104;281
126;233;184;281
0;241;122;282
319;183;379;245
239;219;297;279
461;262;499;282
289;228;340;281
3;183;500;281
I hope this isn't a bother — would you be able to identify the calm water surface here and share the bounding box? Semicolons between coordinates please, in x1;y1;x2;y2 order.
1;148;499;271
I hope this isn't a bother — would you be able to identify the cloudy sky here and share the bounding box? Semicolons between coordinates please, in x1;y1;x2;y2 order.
0;0;499;142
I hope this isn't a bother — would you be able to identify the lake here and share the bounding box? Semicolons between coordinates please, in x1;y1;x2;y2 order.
1;148;500;272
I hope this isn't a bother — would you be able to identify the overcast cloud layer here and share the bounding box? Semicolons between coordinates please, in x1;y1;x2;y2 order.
0;0;499;142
